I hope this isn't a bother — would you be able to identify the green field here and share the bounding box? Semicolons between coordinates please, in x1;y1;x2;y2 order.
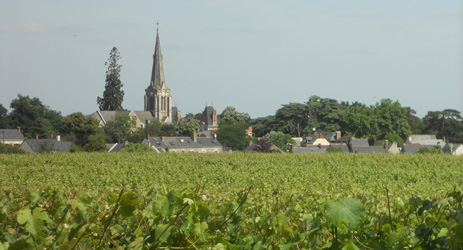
1;153;462;249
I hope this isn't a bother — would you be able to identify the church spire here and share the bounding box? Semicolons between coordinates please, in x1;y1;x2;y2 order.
150;23;165;88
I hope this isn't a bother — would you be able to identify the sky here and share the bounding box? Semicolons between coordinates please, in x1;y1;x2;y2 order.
1;0;462;119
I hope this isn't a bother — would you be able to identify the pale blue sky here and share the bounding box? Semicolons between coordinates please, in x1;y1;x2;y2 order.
1;0;462;119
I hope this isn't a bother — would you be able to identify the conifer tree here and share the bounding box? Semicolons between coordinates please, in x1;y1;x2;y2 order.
97;47;124;110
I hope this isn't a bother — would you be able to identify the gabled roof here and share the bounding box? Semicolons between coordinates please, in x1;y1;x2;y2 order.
401;144;442;154
292;146;328;154
132;111;154;123
92;110;130;125
22;139;71;153
0;129;24;141
106;143;126;153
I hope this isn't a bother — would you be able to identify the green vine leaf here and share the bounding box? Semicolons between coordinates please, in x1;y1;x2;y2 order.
325;198;365;228
17;207;48;237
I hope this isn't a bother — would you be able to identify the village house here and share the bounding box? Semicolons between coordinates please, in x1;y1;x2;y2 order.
20;137;71;153
142;132;222;153
0;128;24;146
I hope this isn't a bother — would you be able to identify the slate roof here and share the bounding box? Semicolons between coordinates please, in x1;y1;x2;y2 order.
409;135;437;141
106;143;126;153
352;139;369;147
401;144;442;154
0;129;24;141
142;136;222;151
328;144;350;153
133;111;154;123
22;139;71;153
352;146;386;154
292;146;328;154
92;110;130;125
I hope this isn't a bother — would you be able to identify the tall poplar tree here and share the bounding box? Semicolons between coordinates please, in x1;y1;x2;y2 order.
97;47;124;110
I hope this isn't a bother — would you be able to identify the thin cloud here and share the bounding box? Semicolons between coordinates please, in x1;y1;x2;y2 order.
1;22;48;35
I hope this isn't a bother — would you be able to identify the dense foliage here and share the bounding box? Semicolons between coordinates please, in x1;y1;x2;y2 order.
97;47;124;111
1;153;462;249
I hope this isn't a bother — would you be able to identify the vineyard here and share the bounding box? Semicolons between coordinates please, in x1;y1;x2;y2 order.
1;153;462;249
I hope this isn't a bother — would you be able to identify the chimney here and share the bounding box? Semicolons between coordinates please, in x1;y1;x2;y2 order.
314;132;318;135
161;136;164;142
57;135;61;141
192;131;197;142
147;134;151;147
384;140;388;149
249;140;253;146
320;133;324;139
336;131;341;140
248;126;253;136
212;110;217;126
408;135;412;143
35;134;38;139
124;140;129;146
17;126;21;132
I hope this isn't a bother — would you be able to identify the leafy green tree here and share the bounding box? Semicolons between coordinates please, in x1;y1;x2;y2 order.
344;99;410;145
8;94;62;138
145;119;162;136
374;99;411;141
104;114;135;143
29;118;56;139
262;131;295;152
61;112;99;145
306;96;347;133
83;134;107;152
219;106;251;124
344;104;378;144
161;124;176;136
0;104;9;129
423;109;463;143
275;103;309;137
405;107;423;134
316;98;346;132
175;116;200;136
250;116;278;137
216;121;249;151
97;47;124;110
384;132;404;146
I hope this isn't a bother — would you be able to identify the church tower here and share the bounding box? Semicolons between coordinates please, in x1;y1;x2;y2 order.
144;26;172;123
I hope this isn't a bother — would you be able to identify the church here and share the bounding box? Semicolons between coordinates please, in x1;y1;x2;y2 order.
144;26;173;123
91;27;217;131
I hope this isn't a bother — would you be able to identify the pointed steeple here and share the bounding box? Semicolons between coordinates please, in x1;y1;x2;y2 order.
144;23;172;123
150;25;165;88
